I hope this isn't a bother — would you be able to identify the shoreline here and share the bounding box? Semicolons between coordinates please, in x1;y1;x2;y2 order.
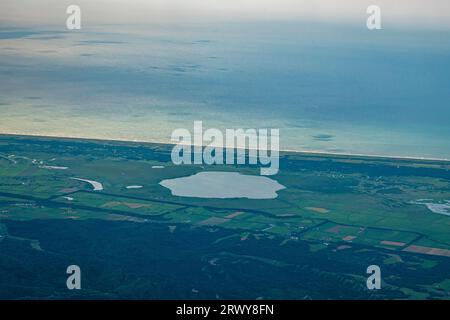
0;131;449;163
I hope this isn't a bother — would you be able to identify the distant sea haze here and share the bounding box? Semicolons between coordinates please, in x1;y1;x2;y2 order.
0;22;449;160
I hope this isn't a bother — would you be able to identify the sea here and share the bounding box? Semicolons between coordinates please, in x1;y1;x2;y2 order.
1;21;449;159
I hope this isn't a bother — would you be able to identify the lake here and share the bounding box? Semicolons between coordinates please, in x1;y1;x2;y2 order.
159;171;285;199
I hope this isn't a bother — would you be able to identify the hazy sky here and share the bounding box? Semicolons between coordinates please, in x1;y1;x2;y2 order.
1;0;450;29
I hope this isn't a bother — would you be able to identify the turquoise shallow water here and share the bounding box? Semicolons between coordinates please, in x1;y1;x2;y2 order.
0;22;449;159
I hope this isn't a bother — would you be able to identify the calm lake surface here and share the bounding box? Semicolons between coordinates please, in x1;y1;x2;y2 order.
160;171;285;199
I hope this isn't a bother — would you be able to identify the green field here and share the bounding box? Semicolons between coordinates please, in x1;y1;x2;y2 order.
0;134;449;299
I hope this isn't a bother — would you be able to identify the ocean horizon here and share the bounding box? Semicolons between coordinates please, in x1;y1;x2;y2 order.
1;21;450;159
